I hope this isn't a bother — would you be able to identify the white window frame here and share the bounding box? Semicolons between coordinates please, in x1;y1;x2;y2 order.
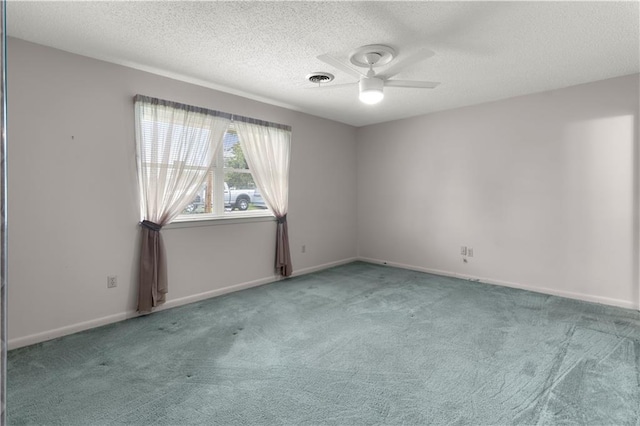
172;125;273;223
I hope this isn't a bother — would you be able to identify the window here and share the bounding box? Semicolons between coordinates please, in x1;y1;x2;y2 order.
176;124;271;220
135;94;292;311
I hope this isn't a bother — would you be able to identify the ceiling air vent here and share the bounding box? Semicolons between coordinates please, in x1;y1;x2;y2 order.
306;72;334;84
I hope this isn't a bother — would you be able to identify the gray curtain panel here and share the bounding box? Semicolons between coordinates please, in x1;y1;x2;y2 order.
276;215;292;277
138;220;167;313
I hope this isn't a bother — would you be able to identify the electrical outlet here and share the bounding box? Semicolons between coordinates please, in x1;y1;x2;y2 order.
460;246;467;256
301;245;306;253
107;275;118;288
468;248;474;257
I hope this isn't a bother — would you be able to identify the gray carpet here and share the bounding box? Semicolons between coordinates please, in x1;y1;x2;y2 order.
8;261;640;425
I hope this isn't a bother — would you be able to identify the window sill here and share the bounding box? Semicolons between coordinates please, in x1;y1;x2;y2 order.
164;211;275;229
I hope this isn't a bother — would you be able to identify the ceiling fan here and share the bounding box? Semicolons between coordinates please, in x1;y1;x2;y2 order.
314;44;440;105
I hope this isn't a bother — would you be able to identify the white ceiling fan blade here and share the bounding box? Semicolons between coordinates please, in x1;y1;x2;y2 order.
385;80;440;89
379;48;436;79
317;54;365;79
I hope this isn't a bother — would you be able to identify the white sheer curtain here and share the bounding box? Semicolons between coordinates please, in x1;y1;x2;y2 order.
235;121;292;276
134;95;230;312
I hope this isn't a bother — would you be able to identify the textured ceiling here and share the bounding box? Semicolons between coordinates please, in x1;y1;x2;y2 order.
7;1;640;127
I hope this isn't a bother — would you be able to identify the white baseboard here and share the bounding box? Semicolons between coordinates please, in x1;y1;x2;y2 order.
158;275;278;311
358;257;639;311
15;255;633;349
9;311;134;350
291;257;358;277
8;257;359;350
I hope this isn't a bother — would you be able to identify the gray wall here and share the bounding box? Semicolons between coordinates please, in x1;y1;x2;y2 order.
357;74;639;309
8;38;358;347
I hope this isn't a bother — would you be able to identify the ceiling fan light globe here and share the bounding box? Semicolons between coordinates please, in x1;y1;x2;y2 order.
359;90;384;104
359;77;384;105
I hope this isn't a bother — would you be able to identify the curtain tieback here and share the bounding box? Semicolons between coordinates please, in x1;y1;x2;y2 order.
276;215;287;224
140;220;162;231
